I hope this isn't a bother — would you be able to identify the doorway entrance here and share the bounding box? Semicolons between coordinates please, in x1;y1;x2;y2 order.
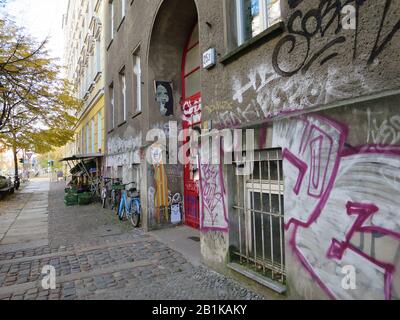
181;22;201;229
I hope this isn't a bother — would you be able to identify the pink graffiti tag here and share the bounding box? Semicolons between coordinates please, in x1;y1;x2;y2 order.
282;115;400;300
201;165;222;224
199;160;229;232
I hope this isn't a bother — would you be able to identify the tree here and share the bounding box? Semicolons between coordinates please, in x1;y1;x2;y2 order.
37;147;65;171
0;16;80;179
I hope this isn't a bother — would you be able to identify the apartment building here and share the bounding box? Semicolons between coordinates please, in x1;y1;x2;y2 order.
63;0;106;173
103;0;400;300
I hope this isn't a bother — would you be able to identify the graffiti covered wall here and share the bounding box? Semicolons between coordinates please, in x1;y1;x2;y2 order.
196;0;400;293
105;126;142;182
273;98;400;300
202;0;400;128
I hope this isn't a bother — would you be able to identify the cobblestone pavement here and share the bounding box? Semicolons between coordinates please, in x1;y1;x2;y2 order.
0;179;264;300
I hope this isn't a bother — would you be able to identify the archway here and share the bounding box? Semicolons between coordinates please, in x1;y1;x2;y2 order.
148;0;200;229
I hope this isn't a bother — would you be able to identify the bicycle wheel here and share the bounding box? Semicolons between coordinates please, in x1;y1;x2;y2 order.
119;205;128;221
130;202;140;228
118;206;123;221
108;193;113;208
115;192;122;215
111;191;116;210
131;213;140;228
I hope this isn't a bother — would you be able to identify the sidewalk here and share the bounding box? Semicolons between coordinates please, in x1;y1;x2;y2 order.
0;178;49;252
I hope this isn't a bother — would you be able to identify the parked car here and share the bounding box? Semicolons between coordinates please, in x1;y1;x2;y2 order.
0;176;9;189
0;175;14;197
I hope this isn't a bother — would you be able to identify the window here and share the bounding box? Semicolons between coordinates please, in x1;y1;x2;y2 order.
95;39;101;74
88;55;93;83
91;118;95;153
117;166;123;180
109;0;114;40
234;0;281;47
230;148;286;288
183;23;200;99
86;123;90;154
109;83;115;129
121;0;126;19
98;111;102;152
81;128;84;154
119;68;127;122
133;53;141;113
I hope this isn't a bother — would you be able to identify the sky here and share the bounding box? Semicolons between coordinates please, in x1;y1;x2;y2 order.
1;0;68;62
0;0;68;162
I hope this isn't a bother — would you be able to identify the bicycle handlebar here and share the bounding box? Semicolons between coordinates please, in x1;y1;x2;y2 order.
122;182;136;187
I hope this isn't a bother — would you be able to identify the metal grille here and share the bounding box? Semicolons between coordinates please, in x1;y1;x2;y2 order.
231;148;286;285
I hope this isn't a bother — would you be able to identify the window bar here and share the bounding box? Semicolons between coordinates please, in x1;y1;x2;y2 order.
262;0;269;30
259;152;266;275
267;152;275;279
251;158;257;271
244;162;249;265
237;173;243;264
277;150;284;281
235;0;245;46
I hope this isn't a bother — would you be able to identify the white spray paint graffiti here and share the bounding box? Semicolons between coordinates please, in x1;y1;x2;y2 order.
106;133;142;170
216;64;371;128
367;107;400;146
148;186;156;220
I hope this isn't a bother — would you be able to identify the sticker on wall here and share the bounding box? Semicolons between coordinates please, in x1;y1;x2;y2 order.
155;81;174;117
171;204;181;224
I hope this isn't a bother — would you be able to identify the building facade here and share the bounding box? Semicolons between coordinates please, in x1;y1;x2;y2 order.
104;0;400;300
63;0;106;169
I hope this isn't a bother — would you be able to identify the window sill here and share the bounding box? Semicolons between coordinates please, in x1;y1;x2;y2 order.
228;262;286;294
132;111;142;119
118;121;127;128
107;39;114;51
94;71;102;82
117;16;125;32
220;22;284;66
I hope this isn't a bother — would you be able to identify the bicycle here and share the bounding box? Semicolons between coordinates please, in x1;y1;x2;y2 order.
100;177;112;209
117;182;141;228
110;179;123;213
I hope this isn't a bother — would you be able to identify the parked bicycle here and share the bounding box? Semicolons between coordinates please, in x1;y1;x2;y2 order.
117;182;141;228
110;178;123;213
100;177;112;209
90;176;102;201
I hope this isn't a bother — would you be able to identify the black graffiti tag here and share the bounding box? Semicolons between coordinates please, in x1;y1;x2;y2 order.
368;0;400;64
273;0;354;77
273;0;400;76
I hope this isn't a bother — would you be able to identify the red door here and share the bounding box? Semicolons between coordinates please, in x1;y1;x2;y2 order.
181;22;201;229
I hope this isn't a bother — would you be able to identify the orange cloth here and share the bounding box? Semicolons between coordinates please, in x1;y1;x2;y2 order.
154;163;169;223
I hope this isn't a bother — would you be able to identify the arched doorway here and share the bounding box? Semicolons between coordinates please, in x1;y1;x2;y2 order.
181;22;201;229
147;0;200;229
